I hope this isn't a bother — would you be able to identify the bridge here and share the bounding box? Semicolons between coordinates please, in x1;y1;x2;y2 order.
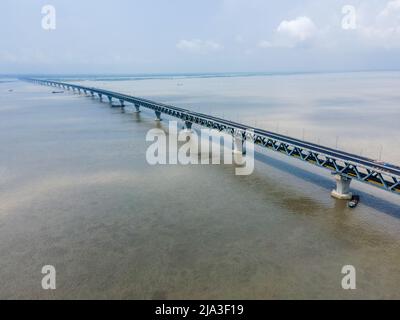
24;78;400;200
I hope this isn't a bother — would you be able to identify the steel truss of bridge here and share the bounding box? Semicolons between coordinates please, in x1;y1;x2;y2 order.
25;78;400;198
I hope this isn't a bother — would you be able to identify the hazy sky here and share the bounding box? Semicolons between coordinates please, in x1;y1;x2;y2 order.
1;0;400;74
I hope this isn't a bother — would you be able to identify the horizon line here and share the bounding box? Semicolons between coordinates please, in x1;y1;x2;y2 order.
2;68;400;78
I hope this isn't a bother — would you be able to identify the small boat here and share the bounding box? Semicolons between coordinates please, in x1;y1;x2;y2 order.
8;89;13;92
348;195;360;208
52;91;64;94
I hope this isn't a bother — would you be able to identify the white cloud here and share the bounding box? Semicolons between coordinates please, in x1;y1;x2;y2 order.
176;39;223;54
379;0;400;18
257;3;400;51
359;0;400;47
0;52;18;63
257;40;273;48
277;16;317;42
258;16;317;49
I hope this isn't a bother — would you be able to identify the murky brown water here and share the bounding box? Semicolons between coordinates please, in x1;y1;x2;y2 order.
0;73;399;299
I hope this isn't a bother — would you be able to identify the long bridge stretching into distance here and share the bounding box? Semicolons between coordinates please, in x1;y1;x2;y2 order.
25;78;400;200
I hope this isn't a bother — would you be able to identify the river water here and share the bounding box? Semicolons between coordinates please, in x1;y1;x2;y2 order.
0;72;399;299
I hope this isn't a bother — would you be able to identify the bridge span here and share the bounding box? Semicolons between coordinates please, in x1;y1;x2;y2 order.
25;78;400;200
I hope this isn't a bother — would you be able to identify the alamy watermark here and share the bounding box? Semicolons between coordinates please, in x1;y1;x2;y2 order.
41;265;56;290
341;265;356;290
145;121;255;176
41;5;56;30
342;5;357;30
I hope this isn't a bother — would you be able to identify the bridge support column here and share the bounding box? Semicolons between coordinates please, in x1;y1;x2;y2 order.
107;96;112;104
155;111;162;121
90;91;94;97
233;137;246;155
134;104;141;113
185;121;192;130
98;93;103;101
331;174;352;200
183;121;193;133
119;99;125;107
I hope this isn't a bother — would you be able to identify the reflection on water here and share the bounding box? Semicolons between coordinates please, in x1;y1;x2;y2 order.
0;73;400;299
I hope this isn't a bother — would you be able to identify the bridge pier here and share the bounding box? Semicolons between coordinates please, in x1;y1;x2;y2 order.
119;99;125;107
184;121;192;130
233;137;246;155
155;111;162;121
107;96;113;104
134;104;141;113
98;93;103;101
182;121;193;134
331;174;352;200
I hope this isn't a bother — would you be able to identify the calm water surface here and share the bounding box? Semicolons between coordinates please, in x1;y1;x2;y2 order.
0;72;399;299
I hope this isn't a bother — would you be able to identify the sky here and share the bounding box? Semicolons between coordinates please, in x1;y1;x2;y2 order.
1;0;400;74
